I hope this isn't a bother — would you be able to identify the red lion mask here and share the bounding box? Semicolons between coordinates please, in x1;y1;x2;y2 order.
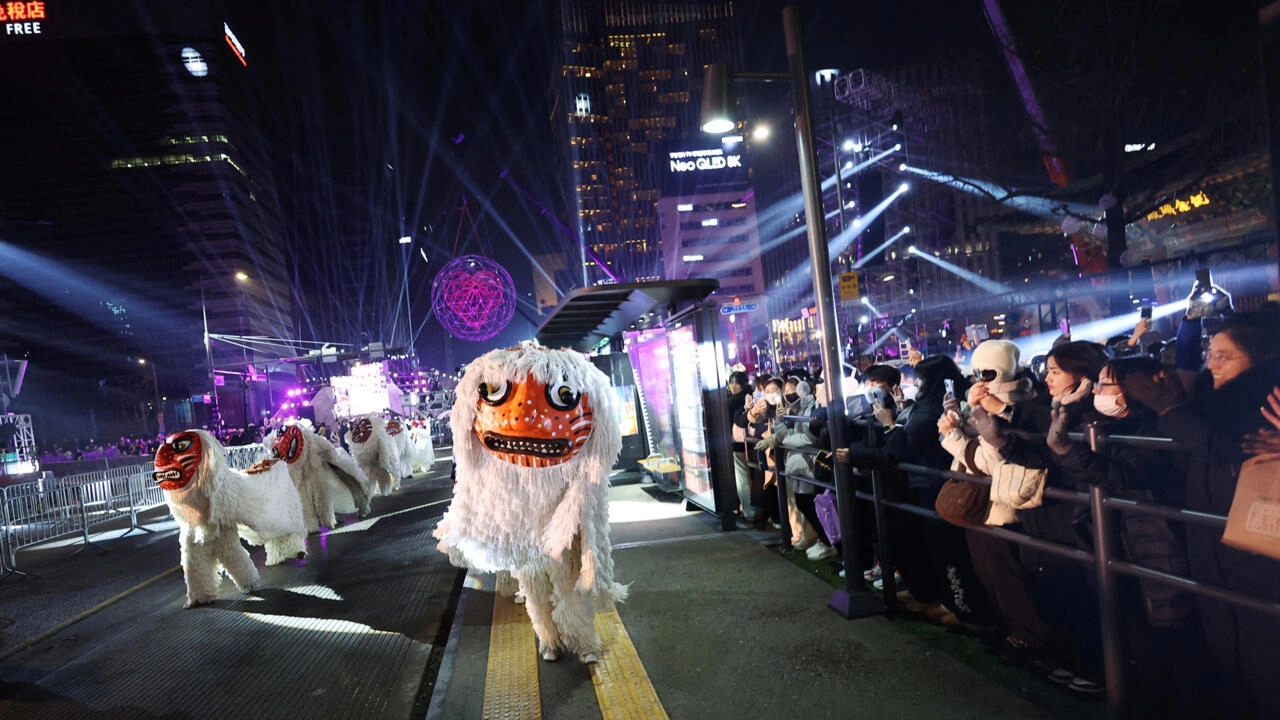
154;431;203;491
273;425;304;464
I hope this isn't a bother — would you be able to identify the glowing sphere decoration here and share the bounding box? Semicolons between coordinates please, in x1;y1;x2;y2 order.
430;255;516;341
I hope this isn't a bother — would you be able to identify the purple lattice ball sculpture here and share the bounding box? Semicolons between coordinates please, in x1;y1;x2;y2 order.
431;255;516;341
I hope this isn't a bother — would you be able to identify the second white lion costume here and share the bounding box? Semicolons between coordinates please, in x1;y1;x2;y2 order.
434;344;624;663
154;429;308;608
347;413;400;495
267;422;375;531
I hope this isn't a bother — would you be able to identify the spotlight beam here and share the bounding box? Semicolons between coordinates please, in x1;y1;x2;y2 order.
854;227;910;269
908;246;1012;295
1006;302;1185;361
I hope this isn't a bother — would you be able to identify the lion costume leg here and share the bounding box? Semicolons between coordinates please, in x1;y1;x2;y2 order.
262;533;307;566
546;554;602;663
212;526;260;594
513;566;561;661
179;529;223;608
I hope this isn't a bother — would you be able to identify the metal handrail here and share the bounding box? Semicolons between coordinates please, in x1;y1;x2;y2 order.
831;427;1280;720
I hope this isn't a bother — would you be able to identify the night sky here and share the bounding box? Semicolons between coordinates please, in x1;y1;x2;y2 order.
226;0;1267;369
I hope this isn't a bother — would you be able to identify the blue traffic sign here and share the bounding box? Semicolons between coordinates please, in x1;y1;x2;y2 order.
720;303;758;315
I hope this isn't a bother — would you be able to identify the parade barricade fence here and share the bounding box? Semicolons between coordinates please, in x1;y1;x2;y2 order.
761;413;1280;720
225;444;267;471
0;480;89;578
0;445;267;577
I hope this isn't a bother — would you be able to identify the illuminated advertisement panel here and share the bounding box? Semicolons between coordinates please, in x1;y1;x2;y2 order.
625;325;715;509
2;1;47;36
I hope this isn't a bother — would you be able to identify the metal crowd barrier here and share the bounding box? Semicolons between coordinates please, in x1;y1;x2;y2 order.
0;480;90;578
773;412;1280;719
0;463;179;577
225;444;268;470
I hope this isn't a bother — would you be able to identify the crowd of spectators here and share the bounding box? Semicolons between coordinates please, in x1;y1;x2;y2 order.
732;299;1280;718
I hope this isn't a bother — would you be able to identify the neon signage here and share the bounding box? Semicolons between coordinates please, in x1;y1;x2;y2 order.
223;21;246;66
1145;191;1210;221
668;148;741;173
2;1;46;36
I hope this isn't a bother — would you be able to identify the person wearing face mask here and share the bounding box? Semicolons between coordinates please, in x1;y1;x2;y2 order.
727;370;755;527
1125;310;1280;718
756;377;821;551
1042;356;1205;716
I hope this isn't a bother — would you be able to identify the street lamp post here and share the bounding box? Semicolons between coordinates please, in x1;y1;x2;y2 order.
200;281;222;439
703;5;882;619
139;358;163;437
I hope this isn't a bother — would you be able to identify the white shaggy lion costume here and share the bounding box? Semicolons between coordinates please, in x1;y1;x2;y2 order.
346;413;400;495
434;344;624;663
384;416;416;480
153;429;308;608
408;422;436;474
266;422;374;532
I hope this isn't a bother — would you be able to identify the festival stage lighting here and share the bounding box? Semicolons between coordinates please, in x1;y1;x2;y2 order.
837;146;898;178
1007;302;1185;360
398;236;412;245
853;142;863;152
860;315;869;324
842;139;856;152
860;296;881;316
854;226;912;269
909;247;1012;295
753;125;771;140
899;183;909;193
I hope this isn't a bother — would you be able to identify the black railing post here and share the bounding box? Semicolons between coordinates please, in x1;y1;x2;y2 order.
1090;485;1128;718
869;465;898;613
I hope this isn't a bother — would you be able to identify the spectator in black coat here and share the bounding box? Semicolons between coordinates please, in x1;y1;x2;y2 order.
1127;310;1280;719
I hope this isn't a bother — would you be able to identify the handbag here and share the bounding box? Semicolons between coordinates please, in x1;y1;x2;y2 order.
814;489;841;544
1221;455;1280;560
989;462;1047;509
935;441;989;527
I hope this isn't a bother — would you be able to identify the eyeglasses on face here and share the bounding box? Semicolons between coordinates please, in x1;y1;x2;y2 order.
1206;351;1240;364
971;369;998;382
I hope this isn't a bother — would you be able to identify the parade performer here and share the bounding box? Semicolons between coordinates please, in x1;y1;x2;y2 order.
434;344;625;663
384;416;415;481
409;420;436;474
347;413;400;495
268;422;374;532
153;429;308;608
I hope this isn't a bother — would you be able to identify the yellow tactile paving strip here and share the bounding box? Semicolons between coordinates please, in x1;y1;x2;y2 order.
590;609;670;720
482;594;542;720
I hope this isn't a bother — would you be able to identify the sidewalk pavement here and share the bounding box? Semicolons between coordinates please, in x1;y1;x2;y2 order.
2;464;1089;719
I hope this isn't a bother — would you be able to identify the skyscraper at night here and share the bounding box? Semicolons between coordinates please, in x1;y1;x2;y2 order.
550;0;741;288
0;0;293;438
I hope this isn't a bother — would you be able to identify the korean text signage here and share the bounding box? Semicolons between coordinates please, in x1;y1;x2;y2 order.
2;1;46;36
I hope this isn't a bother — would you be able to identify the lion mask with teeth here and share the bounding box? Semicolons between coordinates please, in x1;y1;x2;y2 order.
433;344;624;663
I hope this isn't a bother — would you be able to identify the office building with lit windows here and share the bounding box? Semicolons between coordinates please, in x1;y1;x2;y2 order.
550;0;741;288
0;0;293;437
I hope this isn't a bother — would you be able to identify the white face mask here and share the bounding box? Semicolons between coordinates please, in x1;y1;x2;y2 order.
1093;393;1128;418
765;392;782;406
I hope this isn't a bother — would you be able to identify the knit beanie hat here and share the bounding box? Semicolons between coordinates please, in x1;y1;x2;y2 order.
970;339;1033;405
970;340;1020;384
